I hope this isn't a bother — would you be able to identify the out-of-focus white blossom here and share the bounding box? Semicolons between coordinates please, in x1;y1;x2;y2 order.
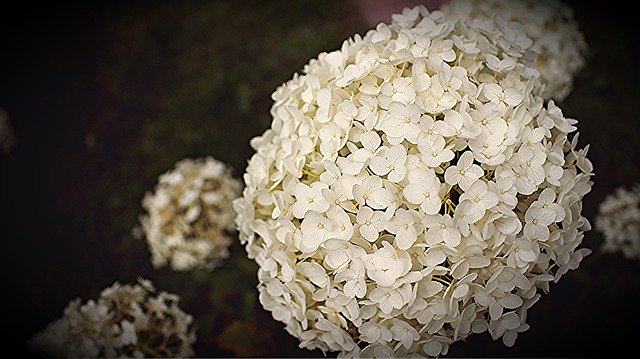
441;0;588;102
29;278;196;358
0;107;17;153
140;156;242;271
234;5;593;357
596;184;640;260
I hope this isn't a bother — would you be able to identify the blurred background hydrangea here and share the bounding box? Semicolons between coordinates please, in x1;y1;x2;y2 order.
1;0;639;357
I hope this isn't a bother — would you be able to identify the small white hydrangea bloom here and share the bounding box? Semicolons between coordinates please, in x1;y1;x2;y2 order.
29;278;197;358
441;0;588;102
140;156;242;271
596;184;640;260
234;5;593;357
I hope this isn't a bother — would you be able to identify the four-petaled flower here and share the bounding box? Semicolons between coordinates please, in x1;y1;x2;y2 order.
444;151;484;190
292;182;330;218
403;169;442;214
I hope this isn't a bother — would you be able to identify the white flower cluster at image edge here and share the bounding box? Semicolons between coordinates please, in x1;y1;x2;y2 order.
442;0;587;102
140;156;242;271
596;183;640;260
233;5;594;357
29;278;196;358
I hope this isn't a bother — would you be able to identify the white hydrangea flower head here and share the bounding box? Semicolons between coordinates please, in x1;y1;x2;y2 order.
234;5;593;357
596;184;640;260
140;156;242;271
29;278;197;358
0;107;17;154
441;0;588;102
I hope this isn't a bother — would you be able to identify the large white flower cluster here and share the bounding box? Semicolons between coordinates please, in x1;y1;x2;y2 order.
140;156;242;271
233;6;593;357
596;184;640;260
441;0;587;102
29;278;196;358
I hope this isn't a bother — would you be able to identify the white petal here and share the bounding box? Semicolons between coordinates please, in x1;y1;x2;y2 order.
360;224;379;242
403;183;425;205
500;312;521;330
452;283;469;299
512;272;531;290
444;167;461;186
369;188;394;209
497;294;523;310
374;270;398;288
387;166;407;183
503;88;523;106
483;83;503;101
442;228;461;247
423;281;444;297
489;302;503;321
466;164;484;179
395;227;418;250
369;157;391;176
300;234;324;253
464;202;484;223
413;72;431;92
438;148;455;163
502;330;518;347
518;249;537;262
497;216;521;235
343;281;360;298
538;210;557;226
423;341;443;357
466;255;490;268
425;250;446;267
379;297;394;314
298;262;328;287
361;131;382;151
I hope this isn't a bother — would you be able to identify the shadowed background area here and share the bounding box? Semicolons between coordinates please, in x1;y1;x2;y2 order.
1;0;638;357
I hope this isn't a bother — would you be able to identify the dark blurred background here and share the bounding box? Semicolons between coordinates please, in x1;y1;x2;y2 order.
1;0;638;357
